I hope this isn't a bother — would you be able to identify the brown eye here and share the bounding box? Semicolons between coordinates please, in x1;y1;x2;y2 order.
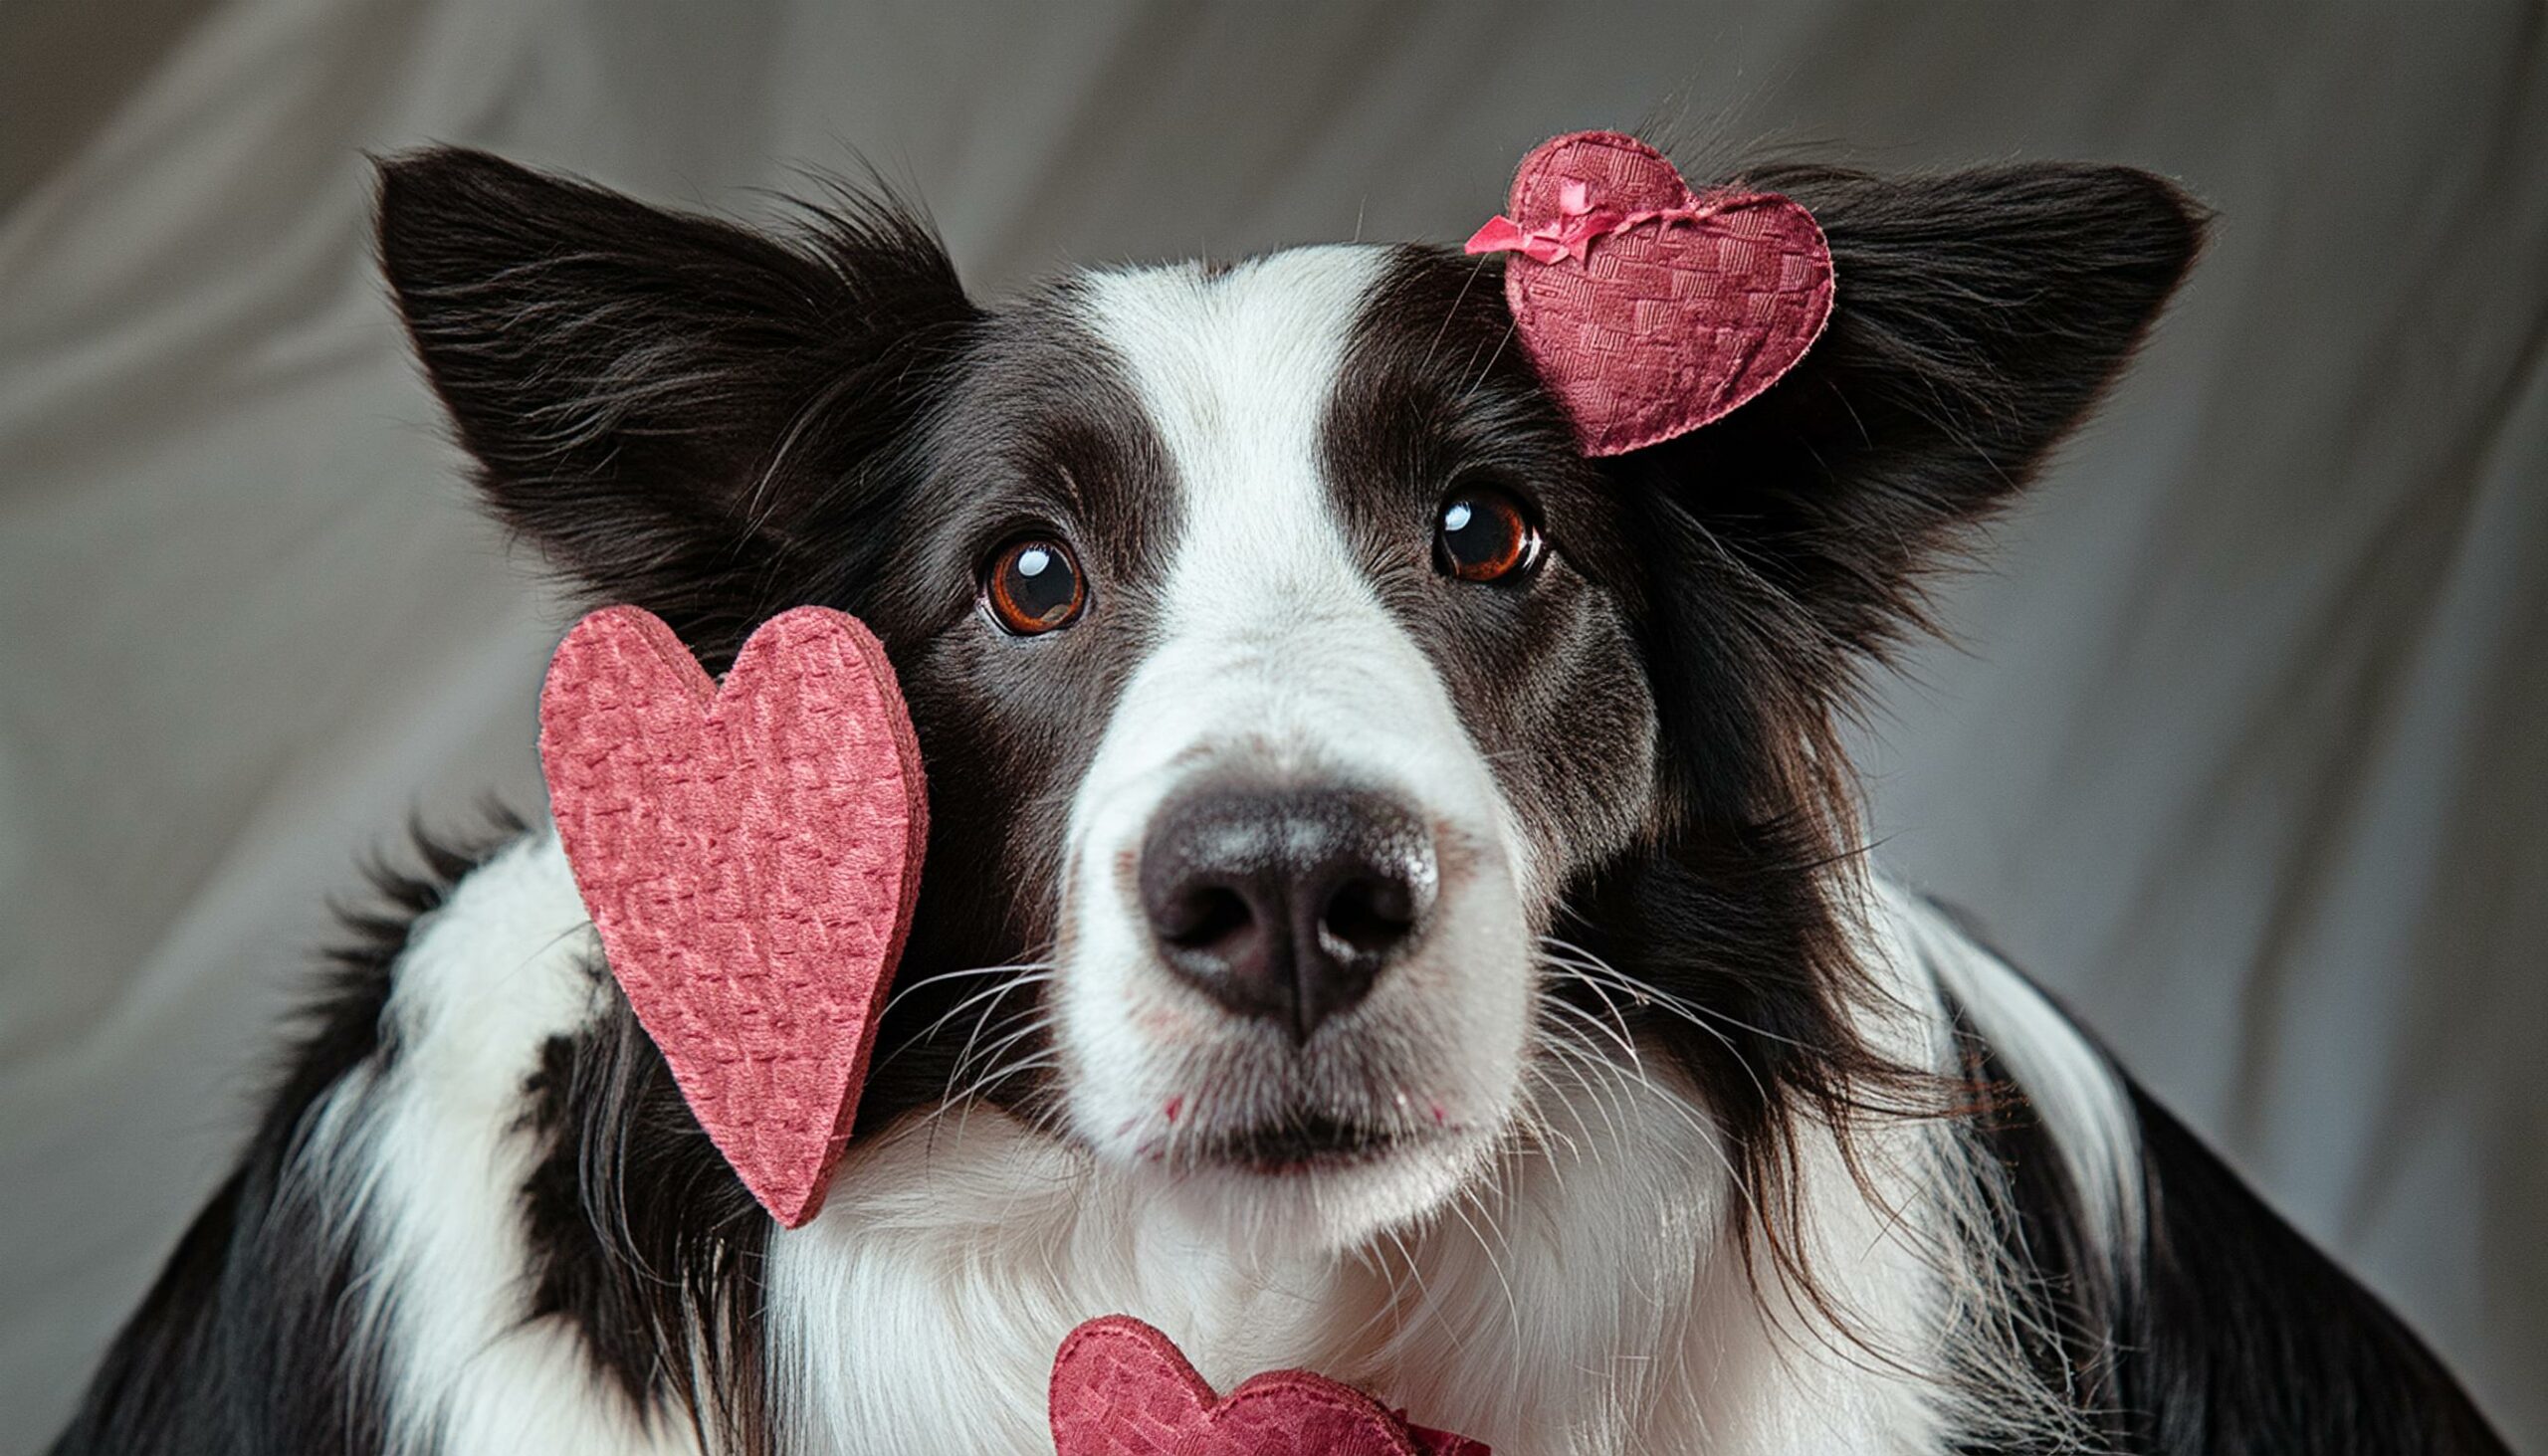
983;537;1086;635
1434;486;1543;583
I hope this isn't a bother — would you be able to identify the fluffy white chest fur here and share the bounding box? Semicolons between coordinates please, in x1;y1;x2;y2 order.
345;830;2130;1456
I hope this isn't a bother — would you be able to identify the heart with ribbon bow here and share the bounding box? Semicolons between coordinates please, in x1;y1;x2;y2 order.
1466;129;1835;456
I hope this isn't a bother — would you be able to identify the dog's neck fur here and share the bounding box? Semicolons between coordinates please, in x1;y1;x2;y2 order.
348;827;2115;1455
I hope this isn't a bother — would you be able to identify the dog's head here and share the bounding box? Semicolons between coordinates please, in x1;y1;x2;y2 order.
379;148;2198;1252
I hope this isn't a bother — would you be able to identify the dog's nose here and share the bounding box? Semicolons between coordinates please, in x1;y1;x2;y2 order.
1139;782;1438;1043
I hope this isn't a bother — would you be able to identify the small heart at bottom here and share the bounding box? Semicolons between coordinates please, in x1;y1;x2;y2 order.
1049;1315;1488;1456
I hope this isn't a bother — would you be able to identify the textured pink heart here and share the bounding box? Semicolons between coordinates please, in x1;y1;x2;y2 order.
538;605;926;1229
1466;129;1835;456
1049;1316;1489;1456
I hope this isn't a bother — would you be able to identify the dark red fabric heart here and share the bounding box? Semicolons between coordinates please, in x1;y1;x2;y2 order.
1466;129;1835;456
1049;1316;1489;1456
538;605;926;1228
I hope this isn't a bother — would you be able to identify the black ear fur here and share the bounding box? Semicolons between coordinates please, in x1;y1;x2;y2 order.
375;147;978;663
1565;164;2206;1320
1619;161;2206;666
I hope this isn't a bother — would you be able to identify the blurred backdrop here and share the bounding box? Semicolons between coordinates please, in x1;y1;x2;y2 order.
3;0;2542;1446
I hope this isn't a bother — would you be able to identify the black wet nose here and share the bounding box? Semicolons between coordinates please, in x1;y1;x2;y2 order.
1139;782;1439;1043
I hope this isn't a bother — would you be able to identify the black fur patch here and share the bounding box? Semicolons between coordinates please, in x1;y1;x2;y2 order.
2112;1089;2509;1453
855;281;1189;1136
515;994;774;1450
1323;247;1661;880
50;814;524;1455
1585;160;2207;1298
1937;920;2511;1455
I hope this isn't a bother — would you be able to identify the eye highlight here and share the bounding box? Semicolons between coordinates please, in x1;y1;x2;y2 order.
983;536;1087;635
1434;486;1543;584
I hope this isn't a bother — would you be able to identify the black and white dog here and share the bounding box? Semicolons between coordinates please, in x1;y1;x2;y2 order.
55;144;2507;1455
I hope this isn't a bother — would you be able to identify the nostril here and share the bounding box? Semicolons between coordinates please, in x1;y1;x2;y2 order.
1319;875;1418;959
1160;883;1253;948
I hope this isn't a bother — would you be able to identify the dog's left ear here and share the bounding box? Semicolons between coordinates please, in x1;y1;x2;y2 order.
376;147;979;665
1615;161;2206;661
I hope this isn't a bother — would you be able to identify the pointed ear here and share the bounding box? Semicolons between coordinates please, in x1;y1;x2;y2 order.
375;147;977;660
1617;161;2206;659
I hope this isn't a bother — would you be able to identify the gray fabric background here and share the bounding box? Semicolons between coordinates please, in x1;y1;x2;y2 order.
3;1;2540;1446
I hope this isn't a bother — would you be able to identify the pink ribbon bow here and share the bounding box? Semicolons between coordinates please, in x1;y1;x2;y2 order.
1463;177;1715;265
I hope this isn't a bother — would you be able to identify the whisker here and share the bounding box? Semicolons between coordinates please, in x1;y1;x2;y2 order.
1541;935;1816;1054
1538;945;1780;1111
940;980;1054;1099
881;958;1054;1018
945;1014;1057;1092
1532;1024;1634;1151
924;1053;1063;1144
1536;987;1644;1065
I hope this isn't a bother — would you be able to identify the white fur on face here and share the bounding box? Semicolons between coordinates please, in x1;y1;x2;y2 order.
1050;247;1539;1249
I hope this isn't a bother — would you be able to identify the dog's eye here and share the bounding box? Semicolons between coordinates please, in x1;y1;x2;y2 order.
983;537;1087;635
1434;486;1543;583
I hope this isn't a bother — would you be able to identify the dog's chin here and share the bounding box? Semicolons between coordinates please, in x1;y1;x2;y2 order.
1115;1115;1500;1255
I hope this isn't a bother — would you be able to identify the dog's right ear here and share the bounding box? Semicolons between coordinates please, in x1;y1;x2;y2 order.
376;147;977;663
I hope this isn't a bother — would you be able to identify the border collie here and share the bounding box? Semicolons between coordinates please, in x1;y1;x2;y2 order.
53;143;2507;1455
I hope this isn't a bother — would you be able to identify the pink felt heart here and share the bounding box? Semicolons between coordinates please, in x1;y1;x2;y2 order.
538;605;926;1228
1049;1316;1488;1456
1466;129;1835;456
